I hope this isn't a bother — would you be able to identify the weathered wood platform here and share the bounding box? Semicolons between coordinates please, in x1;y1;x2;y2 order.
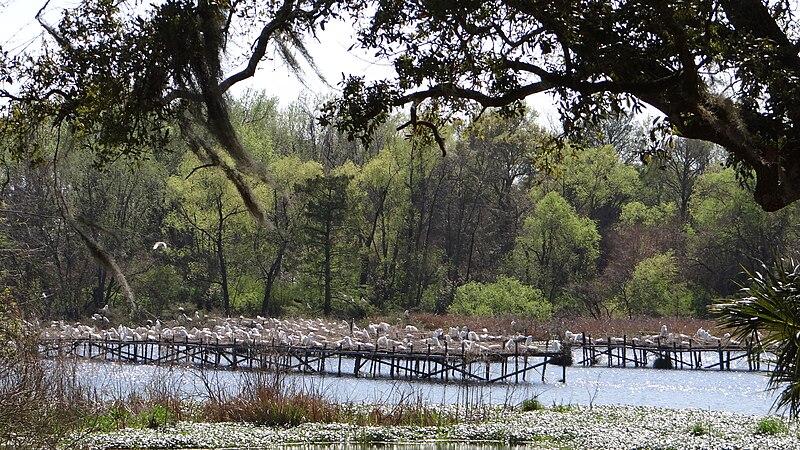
576;334;771;371
39;337;569;384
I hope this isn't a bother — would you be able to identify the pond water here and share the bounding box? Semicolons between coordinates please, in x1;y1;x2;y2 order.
74;351;780;416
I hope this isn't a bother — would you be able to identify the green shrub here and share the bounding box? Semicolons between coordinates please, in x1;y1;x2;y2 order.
756;417;787;435
448;276;552;320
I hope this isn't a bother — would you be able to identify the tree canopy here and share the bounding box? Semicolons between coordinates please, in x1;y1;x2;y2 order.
2;0;337;222
325;0;800;212
4;1;800;214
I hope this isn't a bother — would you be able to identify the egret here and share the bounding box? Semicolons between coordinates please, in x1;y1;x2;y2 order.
152;241;168;251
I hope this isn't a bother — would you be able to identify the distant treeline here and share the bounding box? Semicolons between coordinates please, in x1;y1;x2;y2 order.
2;91;798;321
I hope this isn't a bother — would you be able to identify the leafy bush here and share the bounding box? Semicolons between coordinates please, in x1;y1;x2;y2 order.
448;276;552;320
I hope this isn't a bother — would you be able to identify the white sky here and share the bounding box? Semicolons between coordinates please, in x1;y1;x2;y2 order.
0;0;565;126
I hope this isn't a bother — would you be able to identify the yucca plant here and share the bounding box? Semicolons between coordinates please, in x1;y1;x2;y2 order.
712;258;800;417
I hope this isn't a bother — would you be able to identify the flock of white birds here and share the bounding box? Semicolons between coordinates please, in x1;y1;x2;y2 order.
40;313;573;355
586;325;740;348
39;311;748;357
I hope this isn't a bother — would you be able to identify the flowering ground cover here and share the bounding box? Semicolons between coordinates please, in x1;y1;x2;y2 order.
67;404;799;449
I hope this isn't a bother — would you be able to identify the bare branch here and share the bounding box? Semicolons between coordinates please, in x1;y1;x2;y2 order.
394;80;555;109
218;0;297;93
185;163;216;180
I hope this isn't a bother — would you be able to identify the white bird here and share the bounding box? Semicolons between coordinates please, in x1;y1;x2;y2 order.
152;241;168;251
377;335;389;348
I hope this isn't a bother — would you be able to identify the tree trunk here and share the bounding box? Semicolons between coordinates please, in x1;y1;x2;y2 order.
323;219;332;316
261;243;285;316
217;200;231;317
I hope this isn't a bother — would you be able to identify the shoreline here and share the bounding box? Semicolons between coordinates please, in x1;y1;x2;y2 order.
69;404;799;450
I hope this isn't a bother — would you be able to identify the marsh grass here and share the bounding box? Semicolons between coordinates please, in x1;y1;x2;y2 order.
0;330;97;449
78;365;187;434
200;372;340;426
197;370;481;427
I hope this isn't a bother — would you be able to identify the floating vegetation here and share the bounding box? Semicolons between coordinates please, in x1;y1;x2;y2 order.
67;405;800;450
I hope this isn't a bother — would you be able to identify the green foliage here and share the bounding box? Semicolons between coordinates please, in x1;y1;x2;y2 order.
541;145;640;222
713;259;800;417
134;266;192;315
448;276;552;320
619;251;693;317
689;421;714;436
688;168;800;296
519;398;544;412
550;403;574;413
85;404;179;432
619;201;677;227
510;191;600;308
335;1;800;211
755;417;788;435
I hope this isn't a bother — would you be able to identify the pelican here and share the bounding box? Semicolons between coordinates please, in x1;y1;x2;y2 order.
377;335;389;348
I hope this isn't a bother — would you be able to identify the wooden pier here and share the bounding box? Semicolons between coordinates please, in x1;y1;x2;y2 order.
576;334;771;371
39;337;569;384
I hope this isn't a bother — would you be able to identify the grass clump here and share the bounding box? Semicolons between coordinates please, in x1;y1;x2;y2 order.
756;417;788;435
198;371;470;427
689;421;713;436
348;402;461;427
86;403;180;432
550;403;573;413
520;398;544;412
200;377;339;426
